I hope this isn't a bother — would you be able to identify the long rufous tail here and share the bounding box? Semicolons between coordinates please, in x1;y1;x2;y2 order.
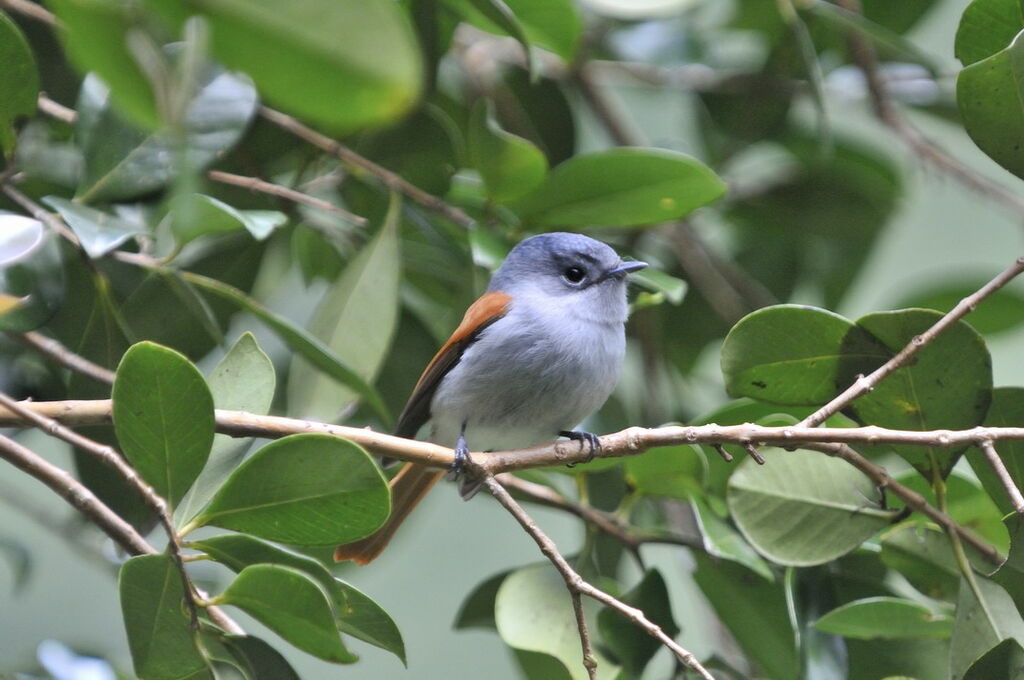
333;463;444;565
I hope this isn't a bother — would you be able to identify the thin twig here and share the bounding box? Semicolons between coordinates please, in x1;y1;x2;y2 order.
0;0;55;25
258;106;476;229
36;92;75;123
572;62;643;147
837;0;1024;219
205;170;368;225
481;474;715;680
7;331;116;385
0;391;202;627
0;182;80;246
799;254;1024;428
979;440;1024;515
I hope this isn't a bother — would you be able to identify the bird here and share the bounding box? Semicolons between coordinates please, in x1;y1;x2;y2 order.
334;232;647;564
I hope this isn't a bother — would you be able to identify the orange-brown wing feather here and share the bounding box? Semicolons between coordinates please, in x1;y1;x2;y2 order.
393;291;511;438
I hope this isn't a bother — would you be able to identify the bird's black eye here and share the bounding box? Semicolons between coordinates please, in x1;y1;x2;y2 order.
563;266;586;284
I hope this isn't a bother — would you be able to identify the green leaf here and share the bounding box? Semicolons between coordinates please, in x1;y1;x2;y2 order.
0;214;64;332
75;68;257;203
219;564;357;663
957;28;1024;179
955;0;1024;66
113;341;215;510
691;498;774;580
727;448;896;566
0;12;38;155
447;0;535;76
495;563;619;680
964;638;1024;680
846;309;993;479
455;570;510;631
43;196;145;259
880;524;993;601
814;597;953;640
721;304;887;405
176;332;275;524
190;533;404;663
442;0;581;62
950;576;1024;680
968;388;1024;516
47;0;159;128
182;271;391;422
468;100;547;203
624;444;706;500
895;473;1010;555
511;148;726;227
189;433;389;545
119;554;211;680
172;194;286;245
143;0;421;134
286;198;401;421
597;570;678;677
894;282;1024;335
221;635;300;680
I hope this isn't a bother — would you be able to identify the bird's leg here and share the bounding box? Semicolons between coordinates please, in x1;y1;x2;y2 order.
560;430;601;467
446;423;470;481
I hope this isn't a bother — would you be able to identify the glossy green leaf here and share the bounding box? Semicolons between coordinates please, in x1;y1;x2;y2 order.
119;554;211;680
880;524;993;601
0;12;38;154
814;597;953;640
955;0;1024;66
219;564;356;663
468;100;547;203
47;0;159;128
895;282;1024;335
442;0;580;62
143;0;421;134
0;214;64;332
497;68;575;165
455;571;509;631
172;194;287;245
957;28;1024;179
691;498;774;580
950;576;1024;679
721;304;887;405
448;0;534;76
113;341;215;509
190;533;404;663
75;68;257;203
624;444;706;500
182;272;390;422
287;198;401;421
189;433;389;545
495;564;618;680
176;332;275;524
221;635;301;680
964;638;1024;680
693;554;799;680
597;570;678;677
847;309;993;479
511;148;726;227
968;388;1024;516
727;449;896;566
121;269;225;358
43;196;145;259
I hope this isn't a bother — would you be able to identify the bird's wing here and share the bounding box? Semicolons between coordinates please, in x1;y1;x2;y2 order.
393;291;512;438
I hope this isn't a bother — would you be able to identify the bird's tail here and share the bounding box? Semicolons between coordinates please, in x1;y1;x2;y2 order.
333;463;444;565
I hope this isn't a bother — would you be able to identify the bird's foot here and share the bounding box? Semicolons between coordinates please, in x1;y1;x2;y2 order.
561;430;601;467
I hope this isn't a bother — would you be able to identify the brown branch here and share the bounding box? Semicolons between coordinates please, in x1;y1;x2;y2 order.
799;254;1024;428
0;182;80;246
0;0;55;26
837;0;1024;219
979;440;1024;515
205;170;367;225
257;106;476;229
7;331;116;385
481;474;715;680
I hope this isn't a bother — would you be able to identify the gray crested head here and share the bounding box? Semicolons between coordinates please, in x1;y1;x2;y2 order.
488;232;647;299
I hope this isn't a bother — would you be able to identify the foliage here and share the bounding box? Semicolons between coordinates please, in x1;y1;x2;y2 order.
2;0;1024;678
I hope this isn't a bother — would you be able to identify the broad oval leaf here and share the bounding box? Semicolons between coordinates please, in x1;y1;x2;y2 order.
44;196;145;259
814;597;953;640
468;100;547;203
119;554;211;680
0;214;64;332
172;194;287;245
963;637;1024;680
951;576;1024;680
879;523;994;601
76;68;258;203
721;304;887;405
727;449;896;566
0;12;38;154
846;309;993;479
597;570;678;677
955;0;1024;66
957;29;1024;179
624;444;706;500
143;0;421;134
221;635;301;680
113;341;215;510
219;564;357;663
510;147;726;227
895;282;1024;335
286;199;401;421
190;433;389;545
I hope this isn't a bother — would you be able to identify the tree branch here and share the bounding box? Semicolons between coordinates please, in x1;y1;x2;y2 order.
979;440;1024;515
205;170;368;225
481;474;714;680
799;254;1024;428
7;331;116;385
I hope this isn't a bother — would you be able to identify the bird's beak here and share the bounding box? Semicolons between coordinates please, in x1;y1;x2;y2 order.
605;260;648;279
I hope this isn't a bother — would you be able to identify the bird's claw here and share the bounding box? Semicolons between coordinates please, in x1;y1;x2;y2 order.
561;430;600;467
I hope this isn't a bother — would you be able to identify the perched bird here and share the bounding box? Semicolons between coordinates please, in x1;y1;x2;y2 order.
334;232;646;564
